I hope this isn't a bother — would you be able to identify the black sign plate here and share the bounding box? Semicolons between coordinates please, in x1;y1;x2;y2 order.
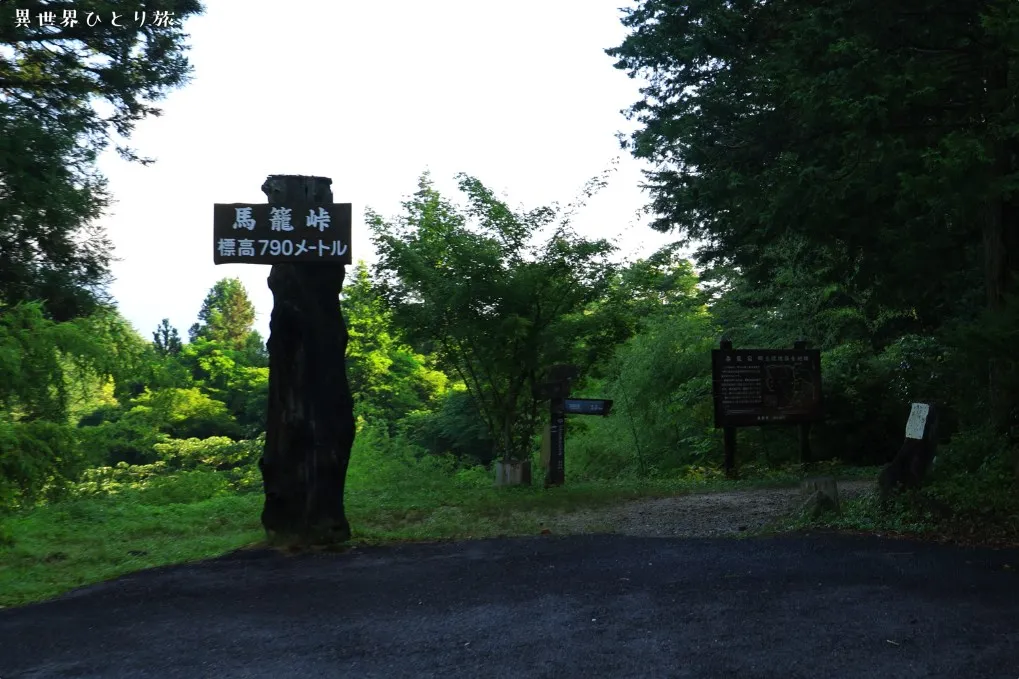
213;203;352;265
711;348;823;427
563;398;613;416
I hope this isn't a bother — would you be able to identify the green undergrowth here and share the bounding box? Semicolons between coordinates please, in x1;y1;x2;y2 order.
780;487;1019;548
778;431;1019;546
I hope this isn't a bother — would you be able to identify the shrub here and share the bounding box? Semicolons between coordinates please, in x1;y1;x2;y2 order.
0;418;85;510
73;461;170;498
923;426;1019;518
401;389;494;464
134;468;231;506
132;387;244;440
152;435;261;470
76;415;167;466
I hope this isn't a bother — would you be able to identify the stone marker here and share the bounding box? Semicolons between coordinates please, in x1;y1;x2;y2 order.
800;476;840;518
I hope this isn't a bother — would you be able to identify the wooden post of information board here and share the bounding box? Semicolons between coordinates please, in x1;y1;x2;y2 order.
720;338;738;479
258;175;355;545
794;339;813;467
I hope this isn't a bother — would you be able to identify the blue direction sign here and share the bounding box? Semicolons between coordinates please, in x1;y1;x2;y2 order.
563;398;613;416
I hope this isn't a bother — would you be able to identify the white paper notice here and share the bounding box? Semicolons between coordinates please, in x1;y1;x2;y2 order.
904;403;930;440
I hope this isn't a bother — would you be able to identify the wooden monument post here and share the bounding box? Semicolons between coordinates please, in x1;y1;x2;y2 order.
213;175;354;545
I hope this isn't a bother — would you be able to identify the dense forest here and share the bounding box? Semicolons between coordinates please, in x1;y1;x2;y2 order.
2;0;1019;582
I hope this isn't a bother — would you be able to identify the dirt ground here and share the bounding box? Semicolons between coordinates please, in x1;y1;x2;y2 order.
546;478;876;537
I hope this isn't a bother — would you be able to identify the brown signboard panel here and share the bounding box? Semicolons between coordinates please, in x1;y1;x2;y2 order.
213;203;352;265
711;348;823;428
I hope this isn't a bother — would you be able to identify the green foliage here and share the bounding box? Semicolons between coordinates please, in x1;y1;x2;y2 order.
401;388;494;464
175;339;268;435
0;0;205;320
152;319;183;357
920;426;1019;522
77;388;241;468
608;0;1019;475
152;435;261;471
131;388;243;440
76;414;168;467
608;0;1012;316
341;261;448;426
188;278;263;359
73;307;155;402
0;302;116;421
369;171;618;462
569;310;719;478
135;469;231;506
812;341;901;465
74;461;172;498
0;417;84;510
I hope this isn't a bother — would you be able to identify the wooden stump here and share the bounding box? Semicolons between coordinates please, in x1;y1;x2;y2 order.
878;402;939;505
258;175;355;545
800;476;841;518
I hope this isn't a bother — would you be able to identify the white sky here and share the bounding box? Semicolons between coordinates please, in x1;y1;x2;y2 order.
96;0;679;340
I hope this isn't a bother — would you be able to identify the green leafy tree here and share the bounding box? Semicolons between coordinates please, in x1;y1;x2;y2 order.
401;387;494;464
598;310;719;475
0;302;148;421
0;303;152;508
153;318;183;356
0;1;204;320
340;260;447;427
608;0;1018;429
581;244;703;380
176;338;268;437
368;172;618;463
188;278;265;361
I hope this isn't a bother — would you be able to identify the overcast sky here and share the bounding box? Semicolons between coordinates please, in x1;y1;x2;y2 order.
95;0;678;340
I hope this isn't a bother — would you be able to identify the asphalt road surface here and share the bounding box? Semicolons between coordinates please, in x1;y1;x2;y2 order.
2;534;1017;678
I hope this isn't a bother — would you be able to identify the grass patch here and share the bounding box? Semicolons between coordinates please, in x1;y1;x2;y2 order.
1;479;673;607
0;493;264;608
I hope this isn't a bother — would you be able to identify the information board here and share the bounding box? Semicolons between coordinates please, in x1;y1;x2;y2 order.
711;348;823;428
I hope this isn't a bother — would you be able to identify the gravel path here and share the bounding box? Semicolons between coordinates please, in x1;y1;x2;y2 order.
546;478;876;538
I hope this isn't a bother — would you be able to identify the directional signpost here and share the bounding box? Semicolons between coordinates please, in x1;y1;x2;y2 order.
538;365;613;487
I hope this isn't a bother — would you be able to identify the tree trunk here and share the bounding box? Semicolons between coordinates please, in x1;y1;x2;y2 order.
983;56;1019;436
878;403;939;503
258;175;355;544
